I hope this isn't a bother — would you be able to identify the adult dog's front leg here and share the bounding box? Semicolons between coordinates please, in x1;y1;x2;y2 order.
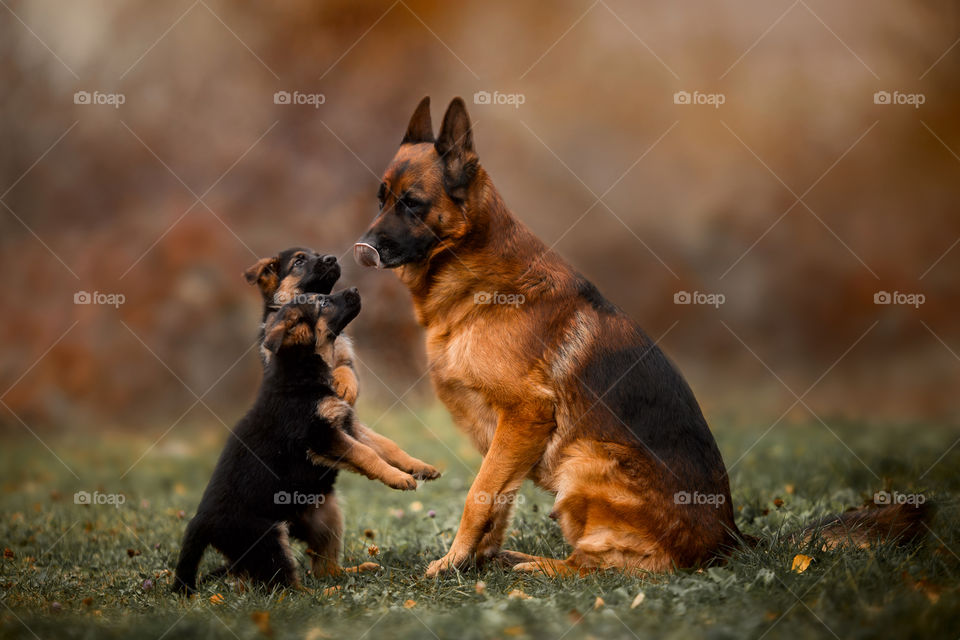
425;412;552;577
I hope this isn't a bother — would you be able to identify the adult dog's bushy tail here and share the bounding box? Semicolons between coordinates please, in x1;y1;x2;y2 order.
172;519;207;595
787;502;932;549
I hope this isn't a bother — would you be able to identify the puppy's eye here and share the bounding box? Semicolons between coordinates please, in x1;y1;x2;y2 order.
294;256;305;267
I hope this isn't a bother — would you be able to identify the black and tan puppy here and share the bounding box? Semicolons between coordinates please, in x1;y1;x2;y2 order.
244;247;359;404
173;291;413;594
245;248;440;481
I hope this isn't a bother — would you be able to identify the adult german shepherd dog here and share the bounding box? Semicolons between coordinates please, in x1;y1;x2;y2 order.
354;97;929;577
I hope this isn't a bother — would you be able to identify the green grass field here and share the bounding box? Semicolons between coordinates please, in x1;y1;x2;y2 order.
1;407;958;639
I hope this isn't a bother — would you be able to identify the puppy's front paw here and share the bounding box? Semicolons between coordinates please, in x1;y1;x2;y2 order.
331;367;359;406
409;462;441;481
384;470;418;491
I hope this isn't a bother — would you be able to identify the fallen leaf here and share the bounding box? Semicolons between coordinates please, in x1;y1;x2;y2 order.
630;591;646;609
504;626;525;636
173;483;187;496
3;549;12;559
126;548;141;558
403;599;417;609
901;572;941;604
474;580;486;595
568;609;584;624
409;501;423;513
508;589;531;600
791;554;813;573
367;545;379;557
209;593;225;605
321;586;341;597
785;484;795;495
363;529;375;539
773;498;784;508
593;596;605;610
250;611;271;636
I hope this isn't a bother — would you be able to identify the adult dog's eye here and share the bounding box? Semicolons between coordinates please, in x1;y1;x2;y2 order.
400;198;425;215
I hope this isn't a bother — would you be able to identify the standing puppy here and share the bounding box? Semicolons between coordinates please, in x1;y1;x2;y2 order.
173;291;411;594
245;248;441;480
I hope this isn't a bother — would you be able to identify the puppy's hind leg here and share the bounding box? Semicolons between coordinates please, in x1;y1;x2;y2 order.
294;493;380;577
220;519;301;590
173;517;209;595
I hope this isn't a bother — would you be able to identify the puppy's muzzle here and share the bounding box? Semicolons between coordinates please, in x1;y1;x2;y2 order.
353;243;381;269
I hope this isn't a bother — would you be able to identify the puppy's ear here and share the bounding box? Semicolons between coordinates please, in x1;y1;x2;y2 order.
402;96;434;145
243;257;278;285
262;324;284;354
435;97;478;201
262;307;294;354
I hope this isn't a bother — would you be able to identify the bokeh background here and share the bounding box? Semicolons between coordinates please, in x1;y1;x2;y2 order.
2;0;959;437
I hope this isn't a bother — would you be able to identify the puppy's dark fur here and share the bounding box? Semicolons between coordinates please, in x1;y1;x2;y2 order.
245;248;441;480
173;291;382;594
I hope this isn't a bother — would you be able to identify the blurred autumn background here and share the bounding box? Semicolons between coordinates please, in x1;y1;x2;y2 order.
1;0;959;438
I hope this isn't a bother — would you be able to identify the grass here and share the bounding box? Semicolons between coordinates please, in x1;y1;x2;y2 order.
1;406;958;640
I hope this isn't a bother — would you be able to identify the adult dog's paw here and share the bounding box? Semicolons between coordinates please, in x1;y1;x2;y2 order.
425;550;470;577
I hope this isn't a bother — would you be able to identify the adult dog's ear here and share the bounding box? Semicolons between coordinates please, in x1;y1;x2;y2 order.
435;97;478;201
401;96;434;145
243;257;278;285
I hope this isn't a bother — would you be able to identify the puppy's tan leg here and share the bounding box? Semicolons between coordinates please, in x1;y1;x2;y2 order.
309;430;418;491
331;366;359;406
299;495;343;578
425;411;553;577
354;423;441;480
299;494;380;577
331;335;359;405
